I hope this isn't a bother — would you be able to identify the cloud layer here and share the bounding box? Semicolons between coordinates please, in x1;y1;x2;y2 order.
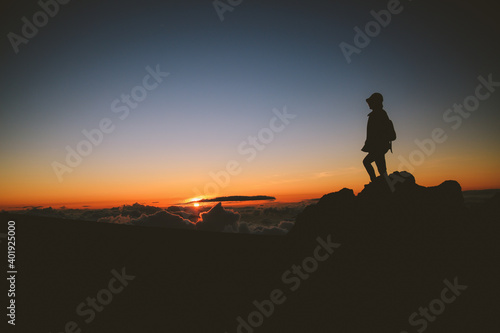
16;201;298;234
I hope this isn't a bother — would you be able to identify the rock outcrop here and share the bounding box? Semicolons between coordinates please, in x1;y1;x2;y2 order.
288;171;466;241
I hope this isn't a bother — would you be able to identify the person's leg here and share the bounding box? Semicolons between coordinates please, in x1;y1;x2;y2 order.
363;153;377;181
374;151;387;177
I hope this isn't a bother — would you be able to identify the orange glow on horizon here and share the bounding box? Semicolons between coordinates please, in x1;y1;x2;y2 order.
1;155;499;210
185;197;204;205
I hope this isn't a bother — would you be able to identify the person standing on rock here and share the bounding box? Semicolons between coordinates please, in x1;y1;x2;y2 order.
361;92;396;182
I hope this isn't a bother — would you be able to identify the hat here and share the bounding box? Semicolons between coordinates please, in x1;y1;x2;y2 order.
366;93;383;104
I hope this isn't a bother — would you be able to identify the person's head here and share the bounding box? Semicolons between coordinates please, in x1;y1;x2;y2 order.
366;92;383;110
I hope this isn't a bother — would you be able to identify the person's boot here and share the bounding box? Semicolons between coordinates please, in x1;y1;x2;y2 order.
368;171;377;183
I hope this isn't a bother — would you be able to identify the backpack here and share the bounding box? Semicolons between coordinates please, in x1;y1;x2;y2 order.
386;118;396;152
387;119;396;142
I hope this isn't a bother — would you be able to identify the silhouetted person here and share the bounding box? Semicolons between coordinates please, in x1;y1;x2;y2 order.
362;93;393;182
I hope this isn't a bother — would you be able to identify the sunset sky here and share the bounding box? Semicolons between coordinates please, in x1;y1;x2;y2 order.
1;0;499;209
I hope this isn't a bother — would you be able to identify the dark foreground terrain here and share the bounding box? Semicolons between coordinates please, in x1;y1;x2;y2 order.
2;172;499;332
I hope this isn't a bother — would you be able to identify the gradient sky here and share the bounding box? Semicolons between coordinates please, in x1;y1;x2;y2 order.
1;0;499;208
